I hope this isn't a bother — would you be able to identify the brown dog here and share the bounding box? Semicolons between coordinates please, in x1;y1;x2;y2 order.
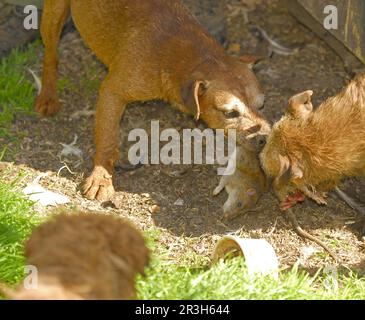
6;212;149;300
260;74;365;210
35;0;270;201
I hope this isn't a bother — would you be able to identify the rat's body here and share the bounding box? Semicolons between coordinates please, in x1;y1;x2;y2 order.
36;0;269;201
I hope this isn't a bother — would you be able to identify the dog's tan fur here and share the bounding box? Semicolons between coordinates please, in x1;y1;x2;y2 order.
7;212;149;300
260;74;365;207
36;0;269;202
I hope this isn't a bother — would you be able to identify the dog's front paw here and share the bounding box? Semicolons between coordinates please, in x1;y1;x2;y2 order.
301;187;328;206
308;192;328;206
35;90;60;117
83;166;115;201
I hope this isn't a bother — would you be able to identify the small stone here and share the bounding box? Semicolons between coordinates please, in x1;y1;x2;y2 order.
174;198;184;206
300;246;319;260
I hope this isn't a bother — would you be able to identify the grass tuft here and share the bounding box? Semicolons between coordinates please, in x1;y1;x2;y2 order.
137;257;365;300
0;181;42;285
0;41;40;138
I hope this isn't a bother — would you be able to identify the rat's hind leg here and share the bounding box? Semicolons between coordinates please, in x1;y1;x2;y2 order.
83;75;127;202
35;0;70;117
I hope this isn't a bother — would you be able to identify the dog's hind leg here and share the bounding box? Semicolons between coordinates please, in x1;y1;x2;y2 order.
35;0;70;117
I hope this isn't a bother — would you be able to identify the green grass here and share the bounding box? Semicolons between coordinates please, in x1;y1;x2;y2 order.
0;40;99;140
0;41;40;138
0;180;42;285
136;250;365;300
0;178;365;299
0;164;363;296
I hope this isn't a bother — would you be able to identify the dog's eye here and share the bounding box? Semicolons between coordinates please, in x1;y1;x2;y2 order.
224;110;240;119
258;137;266;147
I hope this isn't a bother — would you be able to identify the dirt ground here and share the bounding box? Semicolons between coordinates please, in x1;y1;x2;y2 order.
2;0;365;272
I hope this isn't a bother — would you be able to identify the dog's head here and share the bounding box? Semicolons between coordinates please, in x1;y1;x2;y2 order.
22;212;150;300
108;219;150;279
260;90;314;209
181;55;270;151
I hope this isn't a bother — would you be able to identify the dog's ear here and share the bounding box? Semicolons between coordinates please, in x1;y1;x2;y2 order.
276;154;291;184
181;80;209;121
275;154;303;186
239;55;264;69
287;90;313;120
291;159;304;180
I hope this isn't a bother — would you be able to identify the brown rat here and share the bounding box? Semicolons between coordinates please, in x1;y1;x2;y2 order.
214;146;268;220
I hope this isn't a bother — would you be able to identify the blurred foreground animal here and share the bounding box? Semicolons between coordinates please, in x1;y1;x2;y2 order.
36;0;269;202
5;212;149;300
260;73;365;240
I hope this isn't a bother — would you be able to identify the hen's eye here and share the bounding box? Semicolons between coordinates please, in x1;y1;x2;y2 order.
224;110;240;119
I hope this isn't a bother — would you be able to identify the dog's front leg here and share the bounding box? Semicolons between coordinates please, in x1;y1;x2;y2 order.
83;76;126;201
